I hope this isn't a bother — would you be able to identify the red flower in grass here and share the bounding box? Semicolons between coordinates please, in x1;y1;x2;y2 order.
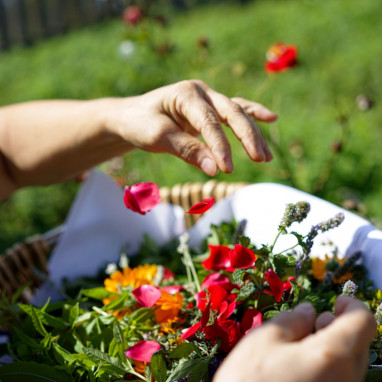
202;244;256;271
123;5;143;25
125;340;160;362
124;182;161;215
187;197;215;214
263;269;294;302
265;42;298;74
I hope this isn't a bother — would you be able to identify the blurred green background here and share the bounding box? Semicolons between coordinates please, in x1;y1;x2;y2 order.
1;0;381;252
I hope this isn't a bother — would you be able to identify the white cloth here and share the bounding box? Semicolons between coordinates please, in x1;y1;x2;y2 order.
33;171;382;304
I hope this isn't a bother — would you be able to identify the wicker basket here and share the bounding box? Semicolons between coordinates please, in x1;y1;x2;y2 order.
0;180;248;302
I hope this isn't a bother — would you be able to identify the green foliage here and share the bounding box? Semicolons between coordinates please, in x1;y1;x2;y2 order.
1;0;382;251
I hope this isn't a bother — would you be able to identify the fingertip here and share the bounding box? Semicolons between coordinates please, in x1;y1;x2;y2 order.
200;157;218;176
315;311;335;331
293;302;317;323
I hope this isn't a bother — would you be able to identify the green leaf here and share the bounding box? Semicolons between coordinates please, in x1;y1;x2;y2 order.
236;281;258;302
69;302;80;328
150;350;167;382
169;342;200;358
83;347;128;374
12;327;41;350
53;343;77;365
113;320;128;364
81;287;115;300
187;360;209;382
263;310;280;320
167;358;207;381
0;361;72;382
238;236;251;247
232;268;257;287
18;303;66;331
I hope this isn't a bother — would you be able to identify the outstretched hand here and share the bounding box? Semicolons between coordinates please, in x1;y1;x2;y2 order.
0;80;276;199
108;79;277;176
213;295;377;382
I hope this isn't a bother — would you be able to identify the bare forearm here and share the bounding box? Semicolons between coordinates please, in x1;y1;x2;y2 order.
0;98;133;198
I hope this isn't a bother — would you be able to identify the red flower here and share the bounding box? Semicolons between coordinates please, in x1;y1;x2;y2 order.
187;197;215;214
202;245;231;271
123;5;143;25
265;42;298;74
201;272;231;289
240;308;263;335
229;244;257;269
125;340;161;362
202;244;256;271
123;182;161;215
263;269;294;302
132;285;161;307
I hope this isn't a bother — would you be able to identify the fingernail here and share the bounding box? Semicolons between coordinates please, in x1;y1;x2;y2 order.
201;157;217;176
225;156;234;173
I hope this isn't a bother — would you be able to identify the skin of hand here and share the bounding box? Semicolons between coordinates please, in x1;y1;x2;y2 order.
213;295;377;382
0;80;276;201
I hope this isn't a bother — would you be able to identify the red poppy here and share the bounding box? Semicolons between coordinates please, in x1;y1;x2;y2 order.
265;42;298;74
122;5;143;26
123;182;161;215
187;197;215;214
125;340;161;362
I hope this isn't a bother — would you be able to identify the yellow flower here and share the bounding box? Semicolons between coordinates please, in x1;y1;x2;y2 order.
104;264;158;293
311;255;352;284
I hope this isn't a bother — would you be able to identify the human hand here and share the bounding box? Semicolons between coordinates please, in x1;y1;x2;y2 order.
213;295;377;382
107;80;277;176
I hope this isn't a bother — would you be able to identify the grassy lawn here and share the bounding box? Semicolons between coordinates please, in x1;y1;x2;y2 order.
0;0;381;251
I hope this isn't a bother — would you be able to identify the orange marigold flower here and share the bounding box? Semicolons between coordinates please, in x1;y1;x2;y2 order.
154;291;183;324
311;255;352;284
104;264;159;293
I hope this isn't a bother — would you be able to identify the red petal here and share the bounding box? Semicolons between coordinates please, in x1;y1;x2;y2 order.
181;321;202;340
202;245;231;271
187;197;215;214
201;272;230;289
125;340;161;362
240;309;263;335
132;285;161;307
160;285;183;294
124;182;161;215
264;269;283;302
229;244;256;269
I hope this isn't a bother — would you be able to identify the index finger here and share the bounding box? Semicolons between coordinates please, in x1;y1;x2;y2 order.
205;88;273;163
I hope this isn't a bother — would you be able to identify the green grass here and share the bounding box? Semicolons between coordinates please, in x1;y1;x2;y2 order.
1;0;382;251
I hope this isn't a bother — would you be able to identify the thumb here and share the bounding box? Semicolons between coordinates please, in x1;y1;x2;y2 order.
267;302;317;342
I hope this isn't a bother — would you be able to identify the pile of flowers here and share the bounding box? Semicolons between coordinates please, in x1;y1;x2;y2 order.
1;184;382;382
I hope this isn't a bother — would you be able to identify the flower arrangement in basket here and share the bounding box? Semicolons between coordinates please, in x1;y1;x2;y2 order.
0;182;382;382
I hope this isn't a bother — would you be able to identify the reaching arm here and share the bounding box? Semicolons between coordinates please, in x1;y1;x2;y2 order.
0;80;277;201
